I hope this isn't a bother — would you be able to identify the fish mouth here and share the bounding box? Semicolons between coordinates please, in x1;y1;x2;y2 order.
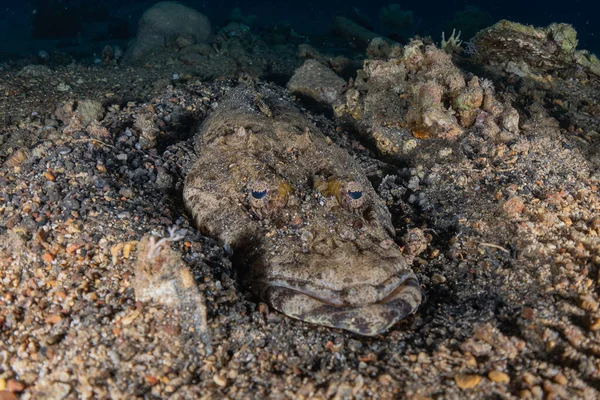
255;274;422;336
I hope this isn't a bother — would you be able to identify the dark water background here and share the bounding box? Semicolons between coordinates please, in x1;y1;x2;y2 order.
0;0;597;61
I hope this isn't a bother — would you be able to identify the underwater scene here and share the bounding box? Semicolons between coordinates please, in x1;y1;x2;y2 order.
0;0;599;398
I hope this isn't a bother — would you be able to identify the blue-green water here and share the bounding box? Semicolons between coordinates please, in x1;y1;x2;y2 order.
0;0;597;62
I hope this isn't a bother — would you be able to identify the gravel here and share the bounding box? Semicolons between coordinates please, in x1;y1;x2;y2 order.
1;45;599;399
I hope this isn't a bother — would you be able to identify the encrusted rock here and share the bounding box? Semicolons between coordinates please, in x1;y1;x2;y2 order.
77;100;105;126
134;113;160;149
337;39;515;157
452;77;484;128
473;20;600;77
287;60;347;108
500;107;520;133
124;2;211;64
134;230;212;354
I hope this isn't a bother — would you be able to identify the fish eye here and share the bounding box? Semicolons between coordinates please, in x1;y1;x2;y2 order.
250;181;269;195
252;189;268;199
250;181;270;203
348;190;363;200
249;180;290;217
344;181;365;209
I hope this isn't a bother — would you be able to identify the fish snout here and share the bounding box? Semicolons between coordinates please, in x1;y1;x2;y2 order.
262;275;421;336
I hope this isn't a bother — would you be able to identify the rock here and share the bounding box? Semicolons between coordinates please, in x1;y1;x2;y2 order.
335;39;508;159
179;52;206;65
473;20;600;77
588;315;600;331
119;188;135;199
366;37;393;59
17;65;52;77
134;232;212;354
61;198;80;210
134;114;159;149
179;43;213;56
287;60;346;108
4;149;29;167
577;294;599;312
56;145;72;155
86;120;111;139
0;391;18;400
500;107;520;133
5;380;24;393
155;167;174;191
522;371;539;386
332;16;392;50
175;35;195;49
454;374;481;389
452;77;484;128
56;83;71;92
213;374;227;387
502;196;525;218
488;370;510;384
77;100;105;126
553;374;568;386
54;100;76;123
124;2;211;64
41;382;71;399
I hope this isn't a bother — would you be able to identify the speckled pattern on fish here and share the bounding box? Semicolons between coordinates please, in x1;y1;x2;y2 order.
183;85;421;335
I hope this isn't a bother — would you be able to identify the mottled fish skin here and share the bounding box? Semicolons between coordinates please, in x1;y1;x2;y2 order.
183;85;421;336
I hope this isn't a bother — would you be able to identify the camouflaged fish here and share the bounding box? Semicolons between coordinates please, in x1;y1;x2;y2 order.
183;85;421;336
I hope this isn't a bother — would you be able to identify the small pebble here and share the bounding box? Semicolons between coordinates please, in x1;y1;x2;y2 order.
62;198;80;210
522;372;538;386
378;374;394;386
42;252;55;263
502;196;524;218
0;391;18;400
455;374;481;389
119;188;135;199
155;168;174;190
56;82;71;92
6;380;24;393
56;145;72;155
44;171;55;181
588;315;600;331
213;374;227;387
577;294;599;312
488;370;510;384
553;373;568;386
145;376;159;386
5;149;29;167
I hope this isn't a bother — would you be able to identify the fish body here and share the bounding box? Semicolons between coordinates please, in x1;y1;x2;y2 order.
183;85;421;335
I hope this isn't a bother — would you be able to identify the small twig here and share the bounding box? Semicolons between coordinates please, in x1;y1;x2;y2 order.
477;242;510;254
73;138;118;150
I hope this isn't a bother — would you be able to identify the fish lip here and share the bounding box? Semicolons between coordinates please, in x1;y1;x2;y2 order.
253;273;417;307
259;276;422;336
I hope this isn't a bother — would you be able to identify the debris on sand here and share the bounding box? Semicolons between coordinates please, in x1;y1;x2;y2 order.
135;227;212;354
